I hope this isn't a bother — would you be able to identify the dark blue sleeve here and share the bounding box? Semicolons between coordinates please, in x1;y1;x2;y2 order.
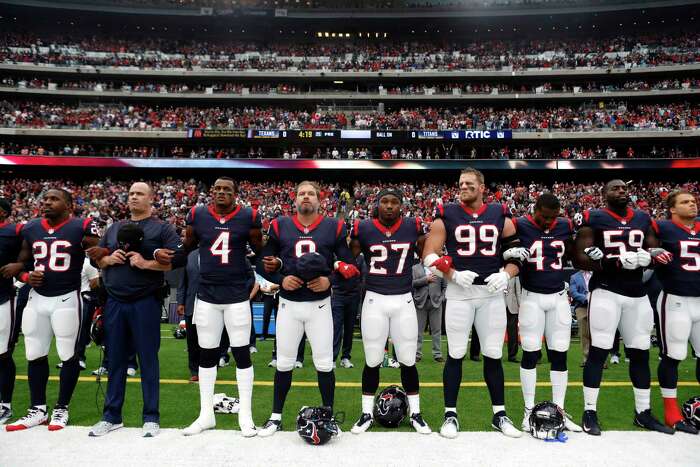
176;265;187;306
161;222;186;269
334;222;354;264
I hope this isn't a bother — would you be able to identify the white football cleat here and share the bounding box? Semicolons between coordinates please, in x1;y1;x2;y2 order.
92;366;107;376
610;355;620;365
439;414;459;439
387;358;400;368
340;358;354;369
127;367;137;377
182;416;216;436
564;413;583;432
257;419;282;437
48;406;69;431
492;412;522;438
350;413;373;434
249;346;258;354
239;420;257;438
268;359;277;368
409;413;432;434
294;361;303;369
5;406;48;431
0;405;12;425
142;422;159;438
522;408;532;432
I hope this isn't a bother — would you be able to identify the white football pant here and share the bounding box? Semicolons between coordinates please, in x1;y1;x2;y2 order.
588;288;653;351
22;289;81;361
0;299;16;354
519;289;571;353
361;291;418;367
276;297;333;372
194;298;251;349
657;291;700;361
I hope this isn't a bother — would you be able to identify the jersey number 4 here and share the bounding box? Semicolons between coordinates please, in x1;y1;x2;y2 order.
210;232;232;264
33;240;71;272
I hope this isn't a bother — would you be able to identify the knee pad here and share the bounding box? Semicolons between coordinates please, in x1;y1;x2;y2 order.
625;347;649;365
588;346;609;365
312;356;333;373
395;346;416;367
547;350;567;372
230;346;252;369
364;345;385;368
521;350;539;370
199;348;219;368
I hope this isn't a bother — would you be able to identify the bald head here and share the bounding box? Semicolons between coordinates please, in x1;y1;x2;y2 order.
603;179;629;210
128;182;154;219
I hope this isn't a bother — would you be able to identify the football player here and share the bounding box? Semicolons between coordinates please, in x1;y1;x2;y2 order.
6;188;100;431
653;190;700;434
423;168;524;438
512;193;582;432
348;188;431;435
0;198;22;424
258;181;359;437
182;177;262;437
574;179;671;435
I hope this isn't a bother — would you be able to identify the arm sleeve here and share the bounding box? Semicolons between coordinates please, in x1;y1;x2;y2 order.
162;223;186;269
334;222;354;264
176;265;187;306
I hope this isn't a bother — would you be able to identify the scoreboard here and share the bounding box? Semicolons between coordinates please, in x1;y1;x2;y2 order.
187;128;512;141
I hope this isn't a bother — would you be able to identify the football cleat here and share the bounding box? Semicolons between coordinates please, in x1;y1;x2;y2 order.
249;346;258;354
142;422;160;438
5;406;48;431
183;416;216;436
439;413;459;439
0;406;12;425
340;358;354;369
92;366;107;376
88;420;123;437
218;358;230;368
294;361;303;369
582;410;601;436
492;411;522;438
634;409;674;435
350;413;374;434
239;421;258;438
387;358;400;368
672;420;699;435
258;419;282;437
610;355;620;365
521;408;532;432
48;406;69;431
409;413;432;434
268;359;277;368
563;412;583;432
127;367;137;377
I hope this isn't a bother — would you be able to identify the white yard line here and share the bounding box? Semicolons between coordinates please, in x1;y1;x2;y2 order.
1;427;696;467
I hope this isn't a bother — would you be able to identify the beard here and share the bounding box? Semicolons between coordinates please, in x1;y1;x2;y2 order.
298;203;316;215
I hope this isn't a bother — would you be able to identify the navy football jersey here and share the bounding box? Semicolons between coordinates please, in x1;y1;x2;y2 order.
21;217;99;297
581;208;651;297
0;222;23;304
436;202;508;284
352;217;421;295
186;205;261;304
653;220;700;297
263;215;352;302
514;215;573;294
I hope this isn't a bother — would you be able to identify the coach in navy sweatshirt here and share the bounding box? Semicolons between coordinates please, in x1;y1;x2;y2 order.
88;182;184;438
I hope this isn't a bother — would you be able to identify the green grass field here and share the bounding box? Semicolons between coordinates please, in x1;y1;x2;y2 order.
7;325;699;432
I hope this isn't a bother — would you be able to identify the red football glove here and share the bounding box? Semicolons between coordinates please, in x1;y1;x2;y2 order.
335;261;360;279
431;255;453;274
650;248;673;266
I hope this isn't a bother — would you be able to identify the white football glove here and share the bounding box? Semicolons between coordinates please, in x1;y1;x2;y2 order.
452;269;479;288
503;247;530;263
584;246;604;261
636;249;652;267
619;251;640;270
485;271;510;294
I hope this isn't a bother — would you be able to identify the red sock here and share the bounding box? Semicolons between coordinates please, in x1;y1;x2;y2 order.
663;397;683;427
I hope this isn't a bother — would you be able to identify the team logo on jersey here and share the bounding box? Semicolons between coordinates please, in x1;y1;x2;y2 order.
385;231;392;238
219;219;226;224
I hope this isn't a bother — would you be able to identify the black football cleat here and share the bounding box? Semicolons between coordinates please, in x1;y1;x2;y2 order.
582;410;602;436
672;420;698;435
634;409;674;435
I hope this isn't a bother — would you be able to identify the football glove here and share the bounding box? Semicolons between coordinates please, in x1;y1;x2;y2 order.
584;247;604;261
334;261;360;279
619;251;640;270
636;249;652;268
485;271;510;294
503;247;530;263
649;248;673;265
424;253;453;274
452;269;479;288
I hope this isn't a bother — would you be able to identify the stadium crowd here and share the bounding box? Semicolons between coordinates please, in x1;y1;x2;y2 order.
0;141;693;161
1;177;697;231
1;100;697;131
3;76;698;95
2;32;698;71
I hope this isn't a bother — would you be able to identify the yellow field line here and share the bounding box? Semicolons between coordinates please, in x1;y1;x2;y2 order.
14;375;699;388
